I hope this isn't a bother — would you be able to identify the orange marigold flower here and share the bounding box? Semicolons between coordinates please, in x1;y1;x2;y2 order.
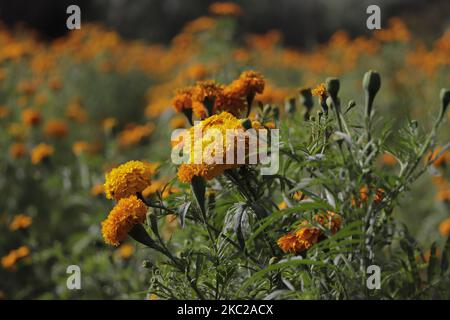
30;143;54;164
115;243;135;259
436;188;450;202
104;160;154;200
379;153;397;166
9;143;26;159
101;195;148;246
90;183;105;197
66;100;88;123
43;119;69;138
229;70;265;98
209;2;242;16
192;81;224;106
427;146;450;168
102;117;118;131
277;211;342;254
9;214;32;231
1;246;30;270
72;140;97;156
439;219;450;237
173;87;194;113
352;186;385;207
21;108;41;126
311;83;327;100
0;106;9;119
117;123;154;147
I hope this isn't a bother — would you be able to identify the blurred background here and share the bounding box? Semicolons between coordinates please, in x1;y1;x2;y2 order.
1;0;449;46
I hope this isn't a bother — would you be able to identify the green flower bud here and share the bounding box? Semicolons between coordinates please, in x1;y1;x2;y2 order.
299;88;313;110
362;70;381;97
440;88;450;117
285;97;296;114
326;77;340;100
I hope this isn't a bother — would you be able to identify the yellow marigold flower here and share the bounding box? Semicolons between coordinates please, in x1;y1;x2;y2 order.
176;112;249;183
104;160;154;200
209;2;242;16
117;123;154;147
21;108;41;126
43;119;69;138
172;87;193;113
311;83;327;100
101;195;148;246
9;214;32;231
439;219;450;237
90;183;105;197
116;243;135;259
31;143;54;164
9;143;26;159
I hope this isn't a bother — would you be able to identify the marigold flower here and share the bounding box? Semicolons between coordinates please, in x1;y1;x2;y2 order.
436;188;450;202
117;123;154;147
192;81;224;112
439;219;450;237
1;246;30;270
115;243;135;259
9;214;32;231
9;143;26;159
0;106;9;119
172;87;194;113
209;2;242;16
104;160;154;200
101;195;148;246
72;140;96;156
43;119;69;138
102;117;118;131
21;108;41;126
351;186;385;207
277;211;342;254
229;70;265;99
176;112;252;183
31;143;54;164
427;146;450;168
66;100;88;123
90;183;105;197
311;83;327;101
379;153;397;166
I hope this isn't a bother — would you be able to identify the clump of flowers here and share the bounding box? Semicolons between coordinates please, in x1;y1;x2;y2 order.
277;211;342;254
101;195;148;246
104;160;155;201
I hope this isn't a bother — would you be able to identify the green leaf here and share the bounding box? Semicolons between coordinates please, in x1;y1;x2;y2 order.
427;242;438;282
191;176;206;216
178;201;191;228
234;204;247;250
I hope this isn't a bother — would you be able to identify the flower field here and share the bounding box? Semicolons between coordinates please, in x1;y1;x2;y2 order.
0;3;449;299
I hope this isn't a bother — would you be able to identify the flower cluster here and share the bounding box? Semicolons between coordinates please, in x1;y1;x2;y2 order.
277;211;342;254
